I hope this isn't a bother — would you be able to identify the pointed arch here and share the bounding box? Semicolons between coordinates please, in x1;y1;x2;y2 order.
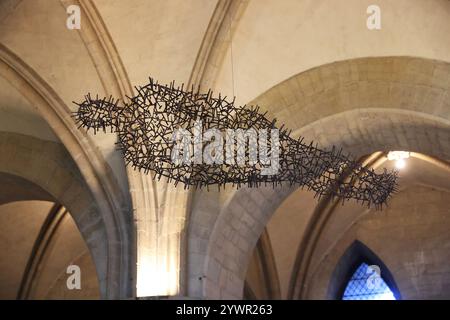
0;42;132;299
327;240;401;300
199;56;450;299
243;228;281;300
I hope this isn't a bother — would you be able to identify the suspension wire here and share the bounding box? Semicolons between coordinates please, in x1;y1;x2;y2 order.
229;10;235;99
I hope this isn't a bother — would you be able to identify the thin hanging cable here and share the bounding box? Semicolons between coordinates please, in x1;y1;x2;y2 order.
229;11;235;99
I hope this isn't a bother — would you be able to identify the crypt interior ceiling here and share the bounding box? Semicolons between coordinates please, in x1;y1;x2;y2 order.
0;0;449;300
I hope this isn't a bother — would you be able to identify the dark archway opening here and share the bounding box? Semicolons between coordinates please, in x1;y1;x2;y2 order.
327;240;401;300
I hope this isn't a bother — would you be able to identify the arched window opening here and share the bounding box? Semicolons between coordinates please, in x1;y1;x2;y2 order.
342;262;396;300
327;241;401;300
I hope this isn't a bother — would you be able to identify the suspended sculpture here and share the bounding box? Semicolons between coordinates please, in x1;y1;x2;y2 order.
73;78;398;208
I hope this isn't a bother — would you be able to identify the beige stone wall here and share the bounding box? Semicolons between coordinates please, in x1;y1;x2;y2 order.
0;0;449;300
0;201;52;299
191;57;450;299
243;155;450;300
45;251;99;299
214;0;450;104
305;185;450;300
0;132;111;297
0;199;100;300
31;212;100;299
0;0;128;192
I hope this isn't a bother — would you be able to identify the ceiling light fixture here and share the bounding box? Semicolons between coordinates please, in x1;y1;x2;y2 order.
387;151;410;170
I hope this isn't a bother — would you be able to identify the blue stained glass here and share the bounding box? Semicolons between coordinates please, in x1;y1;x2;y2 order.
342;262;396;300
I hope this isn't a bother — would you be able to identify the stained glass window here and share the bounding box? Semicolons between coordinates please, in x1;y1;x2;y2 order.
342;262;396;300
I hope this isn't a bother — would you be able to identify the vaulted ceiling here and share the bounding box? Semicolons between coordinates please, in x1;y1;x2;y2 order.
0;0;449;300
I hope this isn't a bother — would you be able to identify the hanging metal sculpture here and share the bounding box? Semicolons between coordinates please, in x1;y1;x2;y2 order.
73;78;398;208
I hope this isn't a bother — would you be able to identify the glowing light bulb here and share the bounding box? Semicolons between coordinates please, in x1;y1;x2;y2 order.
387;151;410;170
395;158;406;169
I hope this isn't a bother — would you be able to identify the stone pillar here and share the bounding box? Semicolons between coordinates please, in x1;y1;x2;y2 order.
128;170;189;297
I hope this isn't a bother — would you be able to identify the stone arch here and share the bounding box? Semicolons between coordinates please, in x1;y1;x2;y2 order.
0;132;106;295
198;56;450;299
0;44;132;299
203;109;450;299
243;228;281;299
326;240;401;300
